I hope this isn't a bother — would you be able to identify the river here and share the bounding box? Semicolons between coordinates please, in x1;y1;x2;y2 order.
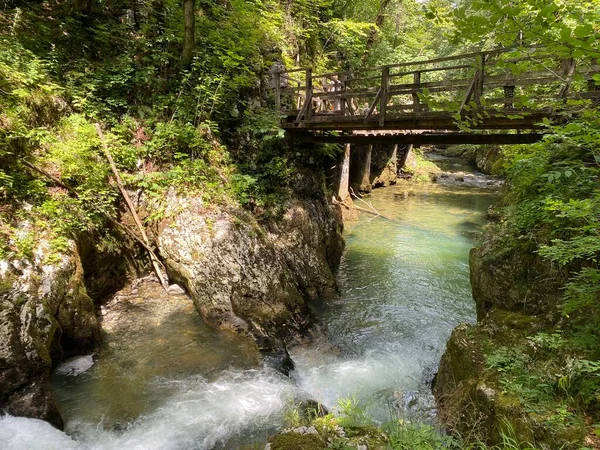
0;159;498;450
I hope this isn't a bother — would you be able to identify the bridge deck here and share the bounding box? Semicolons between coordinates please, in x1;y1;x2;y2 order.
277;47;599;142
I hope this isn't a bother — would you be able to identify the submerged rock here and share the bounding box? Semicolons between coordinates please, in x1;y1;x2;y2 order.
54;355;94;376
166;283;186;295
0;239;99;429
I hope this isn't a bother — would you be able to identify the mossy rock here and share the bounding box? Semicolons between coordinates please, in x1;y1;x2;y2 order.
436;307;588;449
343;425;388;447
268;432;327;450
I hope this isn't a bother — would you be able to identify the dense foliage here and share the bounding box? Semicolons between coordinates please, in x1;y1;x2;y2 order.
0;0;456;261
443;1;600;448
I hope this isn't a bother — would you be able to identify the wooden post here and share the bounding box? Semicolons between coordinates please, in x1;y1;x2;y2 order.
340;74;347;116
338;143;351;200
473;54;485;108
275;72;281;111
305;68;313;120
503;84;515;108
359;145;372;192
380;66;389;126
296;81;302;110
588;60;600;106
390;144;398;175
412;71;421;112
398;144;415;169
95;124;169;292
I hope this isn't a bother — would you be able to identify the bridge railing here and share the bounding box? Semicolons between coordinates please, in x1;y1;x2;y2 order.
275;47;600;128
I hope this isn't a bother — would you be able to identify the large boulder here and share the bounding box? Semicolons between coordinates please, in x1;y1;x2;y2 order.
435;235;581;448
470;238;564;321
0;239;99;429
156;173;344;355
434;310;584;449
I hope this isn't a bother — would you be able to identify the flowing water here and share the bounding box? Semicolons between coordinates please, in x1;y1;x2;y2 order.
0;161;498;450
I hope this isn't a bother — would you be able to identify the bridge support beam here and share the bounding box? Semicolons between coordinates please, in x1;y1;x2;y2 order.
337;144;351;200
398;144;416;170
350;144;372;193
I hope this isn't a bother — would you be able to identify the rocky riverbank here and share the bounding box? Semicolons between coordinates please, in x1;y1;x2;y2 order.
155;171;344;366
0;239;99;429
433;235;586;448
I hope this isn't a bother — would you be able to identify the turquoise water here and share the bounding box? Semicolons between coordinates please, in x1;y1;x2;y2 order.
291;181;497;420
0;167;498;449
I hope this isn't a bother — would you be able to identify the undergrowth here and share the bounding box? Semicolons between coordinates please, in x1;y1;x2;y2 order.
278;396;549;450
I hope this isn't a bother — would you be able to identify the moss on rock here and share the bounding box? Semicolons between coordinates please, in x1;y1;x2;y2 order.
268;432;327;450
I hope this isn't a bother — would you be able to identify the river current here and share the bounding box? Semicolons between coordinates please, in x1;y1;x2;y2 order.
0;160;497;449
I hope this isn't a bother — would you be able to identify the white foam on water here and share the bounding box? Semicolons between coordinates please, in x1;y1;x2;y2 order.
290;345;424;417
1;369;300;450
0;416;80;450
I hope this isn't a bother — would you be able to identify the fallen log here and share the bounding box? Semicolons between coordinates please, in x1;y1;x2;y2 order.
95;123;169;292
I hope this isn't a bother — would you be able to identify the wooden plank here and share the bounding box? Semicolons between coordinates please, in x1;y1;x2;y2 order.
486;96;529;105
389;84;471;96
572;90;600;99
576;64;600;74
277;67;309;74
484;71;559;83
282;111;552;131
280;87;307;93
316;87;380;99
280;73;303;84
390;77;473;91
389;64;473;79
294;132;545;145
484;77;563;88
387;104;419;111
313;67;379;80
346;75;382;84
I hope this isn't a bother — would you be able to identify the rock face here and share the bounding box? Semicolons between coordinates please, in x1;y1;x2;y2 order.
470;240;564;321
0;240;99;429
370;144;399;188
434;237;575;447
473;145;500;175
443;144;501;175
157;172;344;356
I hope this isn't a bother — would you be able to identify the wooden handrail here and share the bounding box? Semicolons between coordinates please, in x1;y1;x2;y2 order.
276;44;600;131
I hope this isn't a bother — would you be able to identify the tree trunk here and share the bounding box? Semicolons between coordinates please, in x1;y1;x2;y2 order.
362;0;392;64
132;0;140;31
181;0;195;67
149;0;165;37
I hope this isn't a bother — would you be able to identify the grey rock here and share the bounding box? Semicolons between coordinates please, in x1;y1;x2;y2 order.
156;178;344;351
0;239;99;429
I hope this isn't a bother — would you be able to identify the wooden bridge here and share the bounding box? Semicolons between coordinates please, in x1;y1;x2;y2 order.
276;47;600;145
